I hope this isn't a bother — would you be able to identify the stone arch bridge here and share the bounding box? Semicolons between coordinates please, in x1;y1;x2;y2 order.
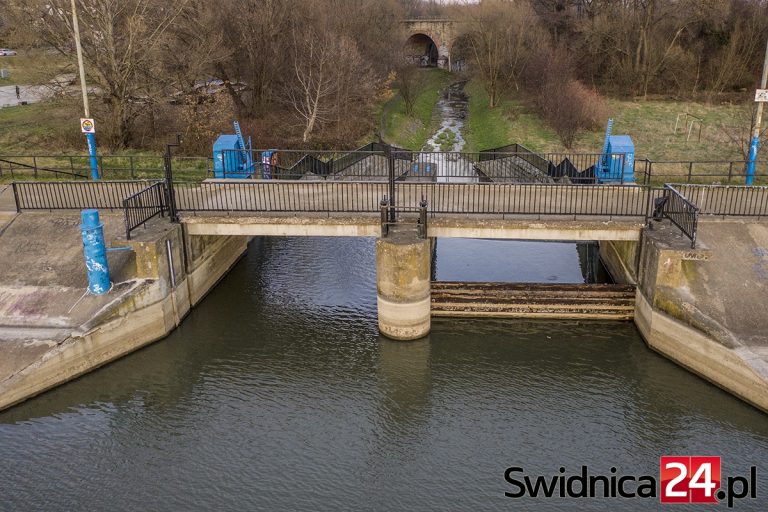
402;19;465;70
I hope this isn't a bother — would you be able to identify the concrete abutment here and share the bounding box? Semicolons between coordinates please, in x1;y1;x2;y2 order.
0;218;248;412
602;222;768;413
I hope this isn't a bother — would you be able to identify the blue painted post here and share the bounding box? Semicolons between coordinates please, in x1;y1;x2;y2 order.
80;209;110;295
746;136;759;186
85;131;99;180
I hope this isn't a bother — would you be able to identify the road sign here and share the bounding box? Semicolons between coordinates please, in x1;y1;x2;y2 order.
80;118;96;133
756;89;768;102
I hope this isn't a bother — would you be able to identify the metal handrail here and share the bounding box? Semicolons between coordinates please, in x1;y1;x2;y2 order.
661;184;700;248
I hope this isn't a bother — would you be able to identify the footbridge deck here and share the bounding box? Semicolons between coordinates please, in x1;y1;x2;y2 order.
6;176;768;245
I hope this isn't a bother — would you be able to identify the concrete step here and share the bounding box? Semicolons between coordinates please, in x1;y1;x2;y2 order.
430;281;636;320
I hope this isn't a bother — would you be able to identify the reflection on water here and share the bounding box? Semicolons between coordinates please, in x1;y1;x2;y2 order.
434;238;612;283
0;237;766;511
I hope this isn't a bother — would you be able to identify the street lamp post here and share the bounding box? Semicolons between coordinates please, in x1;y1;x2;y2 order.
70;0;99;180
747;37;768;186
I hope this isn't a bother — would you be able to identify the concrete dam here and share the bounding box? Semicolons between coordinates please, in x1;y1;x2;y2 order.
1;151;768;415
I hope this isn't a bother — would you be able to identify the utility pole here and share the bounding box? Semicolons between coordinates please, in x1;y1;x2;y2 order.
747;37;768;186
71;0;99;180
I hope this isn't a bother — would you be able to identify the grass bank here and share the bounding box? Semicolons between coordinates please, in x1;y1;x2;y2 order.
381;68;453;150
0;49;71;86
0;101;79;154
463;78;752;161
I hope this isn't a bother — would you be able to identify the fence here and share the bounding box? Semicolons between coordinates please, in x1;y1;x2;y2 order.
4;147;768;187
226;149;615;184
0;155;212;181
173;180;658;220
174;180;387;213
12;180;163;211
123;182;167;239
670;184;768;218
659;185;699;248
640;159;768;186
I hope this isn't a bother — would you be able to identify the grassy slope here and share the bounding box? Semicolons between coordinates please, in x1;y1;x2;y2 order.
0;101;77;154
0;49;72;86
464;78;749;161
382;68;453;150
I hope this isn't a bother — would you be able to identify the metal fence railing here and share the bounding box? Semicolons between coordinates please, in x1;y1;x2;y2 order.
223;149;617;184
123;182;167;239
640;159;768;186
12;180;163;211
0;155;212;181
669;184;768;218
173;180;658;220
174;180;388;213
660;185;699;248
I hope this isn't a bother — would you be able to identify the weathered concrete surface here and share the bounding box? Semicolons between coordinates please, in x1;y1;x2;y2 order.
431;282;635;320
376;226;431;340
628;219;768;412
0;213;247;411
599;240;640;284
427;217;643;241
183;214;643;242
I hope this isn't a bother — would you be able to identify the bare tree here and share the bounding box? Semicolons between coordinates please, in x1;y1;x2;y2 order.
9;0;190;147
283;26;340;143
463;0;542;108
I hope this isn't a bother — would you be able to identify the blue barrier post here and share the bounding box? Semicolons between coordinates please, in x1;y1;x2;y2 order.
746;136;759;186
80;209;110;295
86;131;99;180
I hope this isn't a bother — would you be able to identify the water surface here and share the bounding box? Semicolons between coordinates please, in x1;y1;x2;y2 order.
0;237;766;511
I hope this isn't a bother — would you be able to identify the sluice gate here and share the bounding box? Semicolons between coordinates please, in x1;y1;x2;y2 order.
431;282;636;321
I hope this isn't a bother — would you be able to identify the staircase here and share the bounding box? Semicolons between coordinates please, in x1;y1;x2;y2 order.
431;282;636;320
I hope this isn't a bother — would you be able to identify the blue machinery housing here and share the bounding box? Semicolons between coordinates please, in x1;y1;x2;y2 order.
597;119;635;183
213;121;256;179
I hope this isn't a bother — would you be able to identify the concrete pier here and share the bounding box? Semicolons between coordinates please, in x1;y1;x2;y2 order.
376;227;431;340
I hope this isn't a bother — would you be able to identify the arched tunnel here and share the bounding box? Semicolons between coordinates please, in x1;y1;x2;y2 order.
404;33;439;67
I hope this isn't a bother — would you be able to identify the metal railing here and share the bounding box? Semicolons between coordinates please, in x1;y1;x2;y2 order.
12;180;163;211
0;155;212;181
640;159;768;186
4;148;768;187
380;197;428;238
174;180;388;213
669;184;768;218
173;180;657;220
659;185;699;248
123;182;167;239
223;148;616;184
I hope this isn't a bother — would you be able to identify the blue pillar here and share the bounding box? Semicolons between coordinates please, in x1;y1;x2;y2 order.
80;209;110;295
746;136;759;186
86;132;99;180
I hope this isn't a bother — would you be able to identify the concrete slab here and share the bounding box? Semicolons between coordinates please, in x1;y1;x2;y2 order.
0;212;131;288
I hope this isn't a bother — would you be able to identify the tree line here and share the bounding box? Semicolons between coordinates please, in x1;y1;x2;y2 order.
1;0;767;151
3;0;407;150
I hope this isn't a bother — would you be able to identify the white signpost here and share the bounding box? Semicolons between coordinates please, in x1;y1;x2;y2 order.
756;89;768;103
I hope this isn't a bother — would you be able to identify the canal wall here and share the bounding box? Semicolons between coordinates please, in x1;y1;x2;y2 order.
604;220;768;413
0;213;247;411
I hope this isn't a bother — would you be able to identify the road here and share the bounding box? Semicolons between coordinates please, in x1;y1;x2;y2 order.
0;85;52;108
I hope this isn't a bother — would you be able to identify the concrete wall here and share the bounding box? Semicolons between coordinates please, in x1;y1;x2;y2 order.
604;222;768;413
599;240;639;284
0;224;247;411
